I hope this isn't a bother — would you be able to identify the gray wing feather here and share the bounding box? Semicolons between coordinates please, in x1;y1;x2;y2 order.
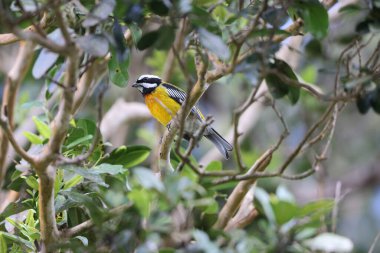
162;83;203;120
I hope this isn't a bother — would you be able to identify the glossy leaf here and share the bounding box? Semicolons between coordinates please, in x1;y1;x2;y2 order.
265;58;300;104
100;145;151;168
65;135;93;149
63;175;83;190
292;0;329;39
32;116;51;139
23;131;43;145
199;28;230;60
108;48;130;87
136;30;160;50
155;26;176;50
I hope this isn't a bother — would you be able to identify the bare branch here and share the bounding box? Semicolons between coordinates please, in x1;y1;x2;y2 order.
159;50;208;171
0;41;36;186
0;112;36;167
213;149;272;229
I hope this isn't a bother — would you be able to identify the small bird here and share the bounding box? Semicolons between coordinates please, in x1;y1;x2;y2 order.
132;74;233;159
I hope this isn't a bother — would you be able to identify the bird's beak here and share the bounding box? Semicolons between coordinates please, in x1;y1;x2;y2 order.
132;83;138;88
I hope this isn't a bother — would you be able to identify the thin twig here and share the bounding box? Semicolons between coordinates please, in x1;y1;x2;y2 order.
0;113;36;167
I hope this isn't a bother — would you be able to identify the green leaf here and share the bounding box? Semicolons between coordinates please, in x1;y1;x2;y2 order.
82;0;115;27
270;198;297;225
304;233;354;252
190;6;220;34
265;58;300;104
136;25;175;51
128;188;151;218
0;232;34;251
23;131;43;144
108;49;130;87
128;22;142;45
255;188;276;226
93;163;127;175
60;191;105;222
199;28;230;61
133;167;164;192
137;30;160;50
294;0;329;39
297;199;334;218
100;145;151;168
155;26;176;50
0;202;33;222
205;161;222;171
148;0;169;16
65;134;93;149
62;166;108;187
32;116;51;139
63;175;83;190
0;234;7;253
24;176;39;191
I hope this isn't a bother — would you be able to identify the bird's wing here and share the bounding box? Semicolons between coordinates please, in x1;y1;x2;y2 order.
161;83;205;120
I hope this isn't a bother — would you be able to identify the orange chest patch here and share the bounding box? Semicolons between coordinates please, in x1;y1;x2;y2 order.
144;88;181;126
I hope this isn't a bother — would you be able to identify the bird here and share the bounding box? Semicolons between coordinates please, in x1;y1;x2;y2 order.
132;74;233;159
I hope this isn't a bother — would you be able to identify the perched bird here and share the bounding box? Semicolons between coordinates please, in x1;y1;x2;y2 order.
132;74;233;159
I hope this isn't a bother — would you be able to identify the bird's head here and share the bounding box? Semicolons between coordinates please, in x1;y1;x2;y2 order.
132;74;162;95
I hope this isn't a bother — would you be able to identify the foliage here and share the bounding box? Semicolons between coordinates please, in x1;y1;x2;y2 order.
0;0;379;252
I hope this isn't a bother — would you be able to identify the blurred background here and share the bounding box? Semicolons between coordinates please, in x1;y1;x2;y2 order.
1;0;380;251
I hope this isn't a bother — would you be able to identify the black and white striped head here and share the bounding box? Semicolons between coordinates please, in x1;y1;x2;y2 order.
132;74;162;95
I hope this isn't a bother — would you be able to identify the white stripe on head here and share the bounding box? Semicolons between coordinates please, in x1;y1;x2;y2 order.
140;82;158;89
137;74;161;81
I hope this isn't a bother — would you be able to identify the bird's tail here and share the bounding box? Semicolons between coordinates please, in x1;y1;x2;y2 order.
205;128;233;159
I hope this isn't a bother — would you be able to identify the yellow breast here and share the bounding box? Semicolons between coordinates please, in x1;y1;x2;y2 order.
145;86;181;126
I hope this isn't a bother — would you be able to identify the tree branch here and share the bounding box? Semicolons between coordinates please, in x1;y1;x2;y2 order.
0;41;36;186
